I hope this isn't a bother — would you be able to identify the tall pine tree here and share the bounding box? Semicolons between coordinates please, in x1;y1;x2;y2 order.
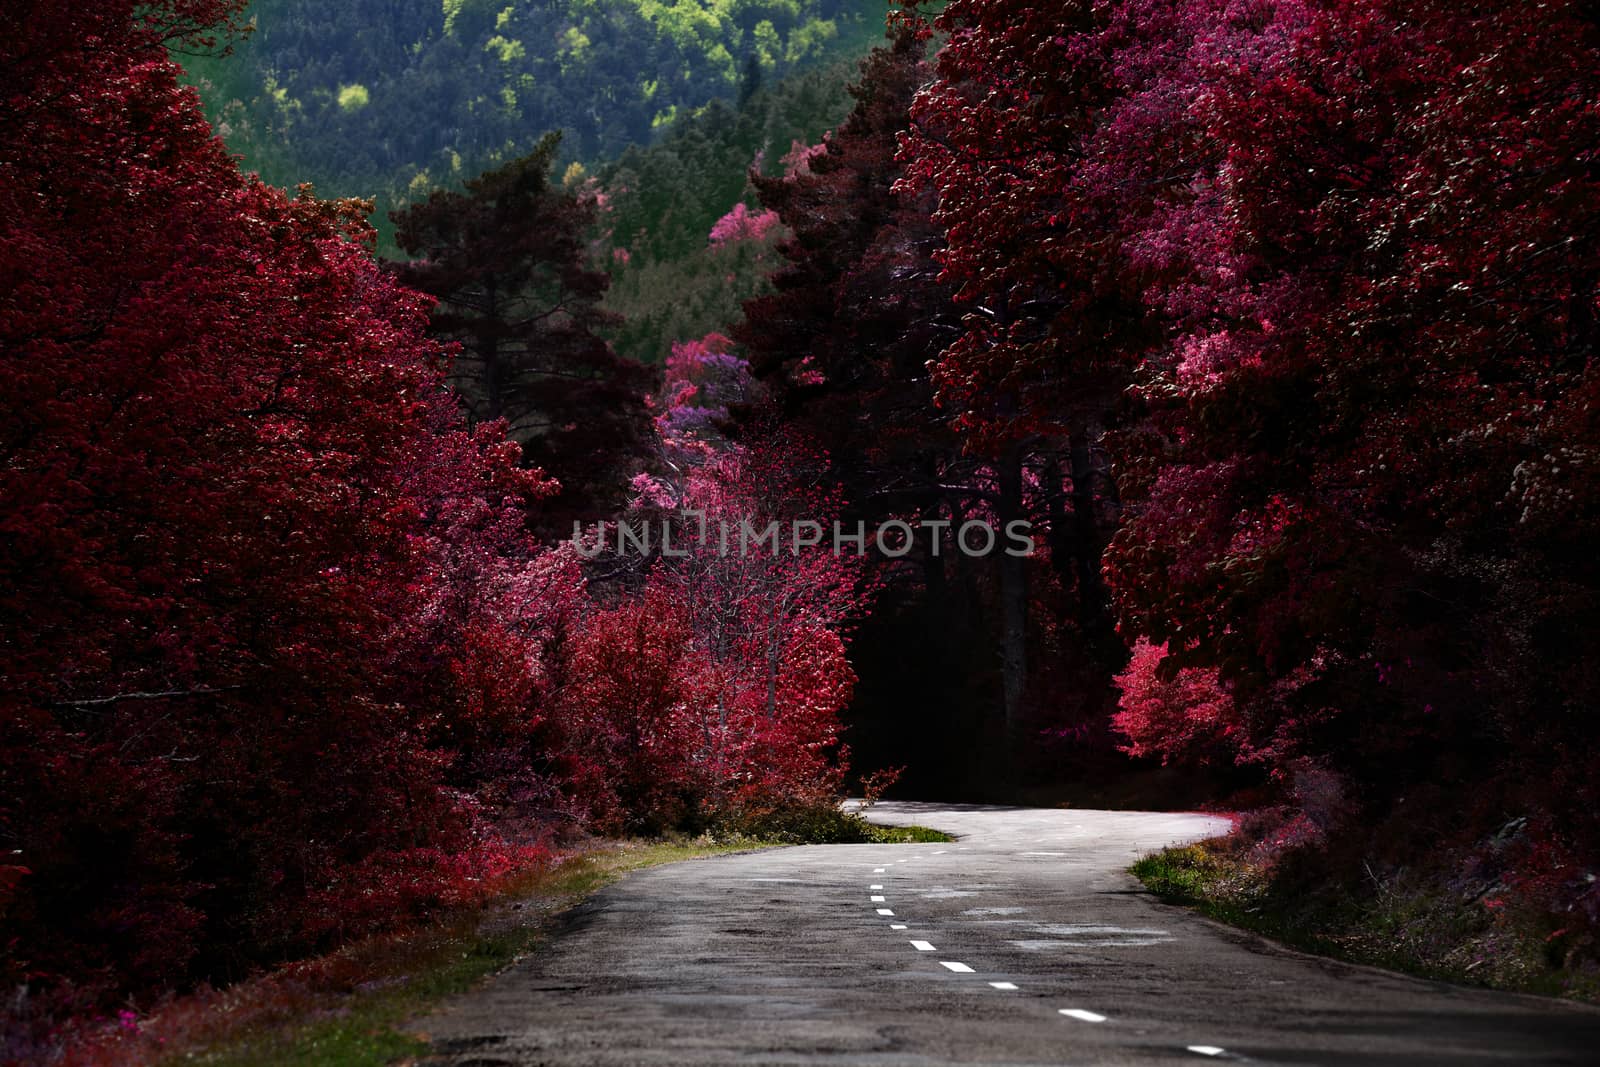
392;134;655;530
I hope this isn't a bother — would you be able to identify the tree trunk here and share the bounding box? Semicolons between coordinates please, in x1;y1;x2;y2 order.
1041;453;1076;627
481;277;503;422
997;447;1028;740
766;625;780;719
1069;431;1107;637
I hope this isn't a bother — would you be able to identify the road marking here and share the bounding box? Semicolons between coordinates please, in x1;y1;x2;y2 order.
910;940;936;951
873;867;886;873
870;895;886;902
1059;1009;1107;1023
1187;1047;1225;1057
877;908;895;916
890;923;907;929
940;961;974;973
870;884;883;890
988;981;1018;990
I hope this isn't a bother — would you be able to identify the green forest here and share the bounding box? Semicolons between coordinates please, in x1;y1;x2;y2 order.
184;0;887;258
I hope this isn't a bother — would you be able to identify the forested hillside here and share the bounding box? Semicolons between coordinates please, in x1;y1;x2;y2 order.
185;0;888;240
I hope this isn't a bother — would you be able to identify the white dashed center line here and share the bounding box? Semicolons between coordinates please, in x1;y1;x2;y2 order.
889;923;907;929
873;867;885;873
870;895;885;902
909;940;936;951
940;961;974;973
870;884;883;890
1059;1009;1108;1023
1187;1046;1225;1057
988;981;1018;990
877;908;895;916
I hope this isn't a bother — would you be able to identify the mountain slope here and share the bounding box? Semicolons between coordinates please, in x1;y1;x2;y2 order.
185;0;890;212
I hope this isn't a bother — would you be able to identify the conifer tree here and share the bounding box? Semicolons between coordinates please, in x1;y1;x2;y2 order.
393;134;655;528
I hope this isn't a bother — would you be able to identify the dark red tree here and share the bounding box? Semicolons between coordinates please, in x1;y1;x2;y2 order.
0;0;571;1018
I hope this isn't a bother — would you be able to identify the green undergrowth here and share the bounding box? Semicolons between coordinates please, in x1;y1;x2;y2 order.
1134;840;1600;1004
869;823;957;843
721;804;954;844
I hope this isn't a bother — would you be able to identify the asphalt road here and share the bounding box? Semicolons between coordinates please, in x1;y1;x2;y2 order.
414;801;1600;1065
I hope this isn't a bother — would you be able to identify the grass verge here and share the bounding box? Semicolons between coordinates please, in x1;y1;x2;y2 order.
1133;839;1599;1003
66;839;764;1067
194;843;744;1067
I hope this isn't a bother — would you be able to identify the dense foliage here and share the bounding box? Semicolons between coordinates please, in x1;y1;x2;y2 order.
732;23;1135;792
1;0;572;1016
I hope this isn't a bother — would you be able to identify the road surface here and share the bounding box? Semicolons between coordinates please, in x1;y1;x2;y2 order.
414;801;1600;1065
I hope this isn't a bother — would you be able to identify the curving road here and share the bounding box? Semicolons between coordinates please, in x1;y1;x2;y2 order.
415;802;1600;1065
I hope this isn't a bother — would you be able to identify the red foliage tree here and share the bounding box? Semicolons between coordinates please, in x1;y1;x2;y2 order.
882;1;1600;902
708;202;782;248
562;413;865;830
653;432;864;812
1111;639;1242;768
550;584;707;832
893;1;1143;739
0;0;570;1016
653;331;752;457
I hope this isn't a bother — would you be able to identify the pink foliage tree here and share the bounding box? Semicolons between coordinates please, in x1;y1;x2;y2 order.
1111;639;1242;767
708;202;783;247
